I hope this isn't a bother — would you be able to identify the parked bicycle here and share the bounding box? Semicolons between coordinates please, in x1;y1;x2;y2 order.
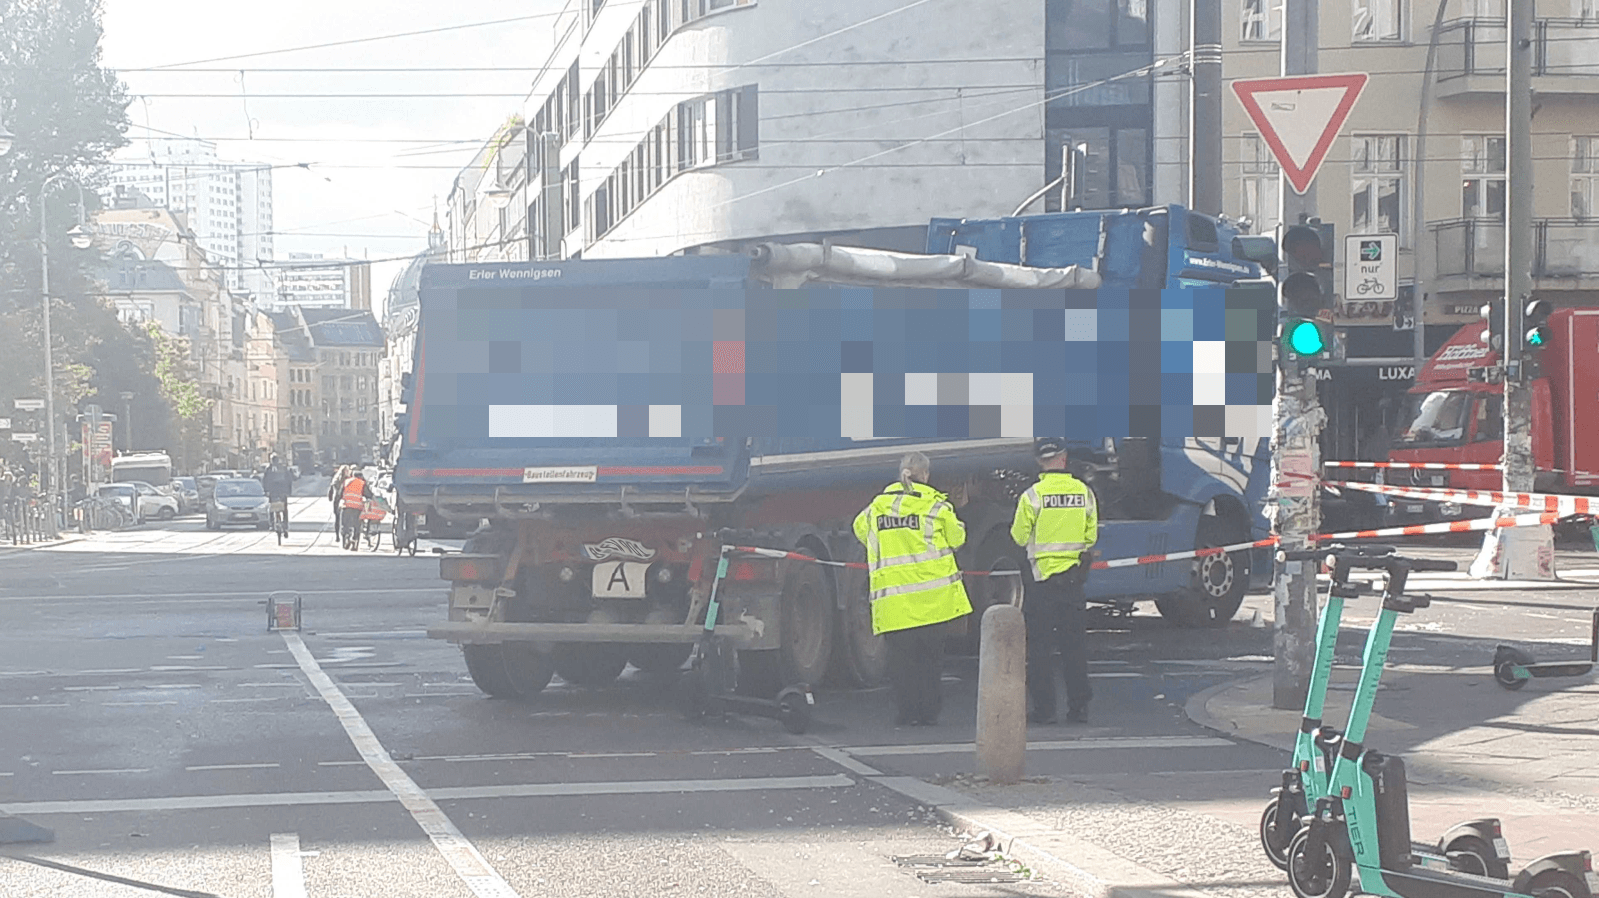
78;495;135;531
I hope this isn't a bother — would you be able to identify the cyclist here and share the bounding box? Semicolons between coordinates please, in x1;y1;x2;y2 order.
339;467;373;551
260;454;294;536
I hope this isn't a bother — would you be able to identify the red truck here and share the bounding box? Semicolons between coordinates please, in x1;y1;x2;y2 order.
1383;307;1599;522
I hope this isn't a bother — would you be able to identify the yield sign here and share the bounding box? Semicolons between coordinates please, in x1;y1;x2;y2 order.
1231;73;1369;194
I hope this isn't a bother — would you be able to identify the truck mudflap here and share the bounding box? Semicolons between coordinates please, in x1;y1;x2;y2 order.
427;621;759;646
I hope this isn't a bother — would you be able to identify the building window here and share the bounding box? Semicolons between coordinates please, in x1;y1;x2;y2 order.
1352;0;1403;41
1351;134;1405;238
342;420;353;436
1572;136;1599;219
1241;0;1280;40
357;420;367;436
1461;135;1506;219
1239;134;1280;235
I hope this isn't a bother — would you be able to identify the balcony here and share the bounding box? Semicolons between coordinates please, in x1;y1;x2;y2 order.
1431;218;1599;284
1436;17;1599;97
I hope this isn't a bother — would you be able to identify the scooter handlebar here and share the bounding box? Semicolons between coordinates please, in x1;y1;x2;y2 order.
1406;559;1458;573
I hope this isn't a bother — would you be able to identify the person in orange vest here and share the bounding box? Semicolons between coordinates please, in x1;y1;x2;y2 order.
339;468;372;551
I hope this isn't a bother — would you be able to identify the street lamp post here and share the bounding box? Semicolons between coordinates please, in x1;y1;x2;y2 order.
120;392;135;451
38;176;92;533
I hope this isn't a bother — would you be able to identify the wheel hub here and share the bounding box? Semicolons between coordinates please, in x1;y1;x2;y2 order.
1198;552;1234;599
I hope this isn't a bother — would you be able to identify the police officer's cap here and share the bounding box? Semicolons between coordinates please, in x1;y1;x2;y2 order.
1034;438;1066;461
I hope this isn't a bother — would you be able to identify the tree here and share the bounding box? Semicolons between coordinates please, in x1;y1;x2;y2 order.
147;322;211;470
0;0;139;470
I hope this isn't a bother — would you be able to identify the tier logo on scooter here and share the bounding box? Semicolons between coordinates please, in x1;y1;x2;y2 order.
581;537;657;562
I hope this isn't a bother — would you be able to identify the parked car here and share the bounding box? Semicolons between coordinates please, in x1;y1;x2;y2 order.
126;481;180;521
171;477;200;514
206;477;271;530
94;484;138;519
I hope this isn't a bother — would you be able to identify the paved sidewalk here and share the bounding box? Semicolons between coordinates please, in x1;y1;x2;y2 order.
874;662;1599;898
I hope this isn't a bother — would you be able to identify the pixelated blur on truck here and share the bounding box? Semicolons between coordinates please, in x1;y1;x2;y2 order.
394;205;1279;700
1381;308;1599;525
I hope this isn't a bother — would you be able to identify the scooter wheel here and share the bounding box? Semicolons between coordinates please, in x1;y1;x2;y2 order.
1494;647;1533;691
1526;868;1587;898
1286;829;1352;898
1440;834;1509;880
776;686;812;735
1260;798;1297;871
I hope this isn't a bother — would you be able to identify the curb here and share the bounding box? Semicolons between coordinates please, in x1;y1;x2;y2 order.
804;743;1209;898
0;534;86;556
1182;673;1296;753
867;773;1210;898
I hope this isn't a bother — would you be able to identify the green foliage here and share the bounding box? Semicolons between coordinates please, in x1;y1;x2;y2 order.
147;321;210;420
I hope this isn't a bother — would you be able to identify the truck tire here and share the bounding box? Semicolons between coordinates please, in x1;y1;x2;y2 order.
827;548;888;688
1155;515;1250;627
957;531;1031;654
742;560;834;694
553;643;630;686
462;642;554;699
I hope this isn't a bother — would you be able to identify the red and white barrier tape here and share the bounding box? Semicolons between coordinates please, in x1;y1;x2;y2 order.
1325;461;1499;471
1334;481;1599;516
729;507;1561;577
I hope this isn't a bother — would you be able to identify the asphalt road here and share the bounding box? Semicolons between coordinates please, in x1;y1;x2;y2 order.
2;503;1595;897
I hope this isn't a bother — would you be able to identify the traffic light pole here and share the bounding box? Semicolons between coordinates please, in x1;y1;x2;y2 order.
1470;0;1549;580
1271;0;1324;711
1502;0;1535;497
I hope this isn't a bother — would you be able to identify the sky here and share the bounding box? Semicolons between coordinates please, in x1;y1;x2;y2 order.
98;0;572;314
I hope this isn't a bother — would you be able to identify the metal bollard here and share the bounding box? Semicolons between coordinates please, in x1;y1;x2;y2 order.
975;600;1027;784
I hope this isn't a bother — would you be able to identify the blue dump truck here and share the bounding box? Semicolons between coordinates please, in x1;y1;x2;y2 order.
396;205;1280;698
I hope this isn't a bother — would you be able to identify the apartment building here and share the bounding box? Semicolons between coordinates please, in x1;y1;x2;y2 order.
448;0;1189;262
1221;0;1599;459
300;308;384;466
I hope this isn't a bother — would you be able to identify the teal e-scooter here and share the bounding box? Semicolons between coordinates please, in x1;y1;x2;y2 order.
1261;545;1509;877
1281;550;1597;898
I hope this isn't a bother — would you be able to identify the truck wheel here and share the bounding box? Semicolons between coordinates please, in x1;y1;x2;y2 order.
1156;515;1250;627
462;642;553;699
742;560;834;694
553;643;629;686
827;551;888;688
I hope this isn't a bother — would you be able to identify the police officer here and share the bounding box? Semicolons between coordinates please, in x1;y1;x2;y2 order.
853;451;973;726
1011;438;1098;724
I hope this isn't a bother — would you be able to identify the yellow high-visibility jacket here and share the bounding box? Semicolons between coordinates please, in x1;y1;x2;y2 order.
852;482;973;635
1011;472;1098;580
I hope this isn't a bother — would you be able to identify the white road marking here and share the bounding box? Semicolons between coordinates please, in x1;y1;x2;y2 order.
316;760;366;767
1089;672;1145;679
808;745;882;777
840;735;1233;756
0;703;68;709
104;700;179;707
281;631;521;898
79;668;144;675
53;768;150;775
166;655;205;660
150;665;228;671
63;685;119;692
210;697;287;704
270;832;309;898
237;682;302;688
567;752;656;759
148;684;202;690
337;682;402;688
187;763;281;771
0;775;855;815
0;772;13;776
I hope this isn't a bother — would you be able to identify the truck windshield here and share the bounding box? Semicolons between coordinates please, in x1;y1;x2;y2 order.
1395;390;1473;446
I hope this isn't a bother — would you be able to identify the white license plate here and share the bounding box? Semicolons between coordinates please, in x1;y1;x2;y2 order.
1492;837;1510;859
233;513;252;520
1406;504;1424;513
591;562;650;599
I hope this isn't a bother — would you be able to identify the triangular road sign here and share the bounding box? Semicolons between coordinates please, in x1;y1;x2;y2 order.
1231;73;1369;194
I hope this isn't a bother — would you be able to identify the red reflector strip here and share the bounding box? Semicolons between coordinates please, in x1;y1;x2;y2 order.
730;562;759;581
596;466;724;476
1340;786;1352;799
1300;761;1310;772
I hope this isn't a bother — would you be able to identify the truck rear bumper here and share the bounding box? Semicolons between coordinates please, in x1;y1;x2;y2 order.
427;621;756;646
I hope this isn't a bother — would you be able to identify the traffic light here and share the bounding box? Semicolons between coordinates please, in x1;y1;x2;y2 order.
1277;221;1335;364
1524;298;1552;350
1479;299;1503;350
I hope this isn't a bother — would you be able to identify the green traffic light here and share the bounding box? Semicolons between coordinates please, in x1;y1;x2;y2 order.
1527;327;1546;347
1286;320;1326;356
